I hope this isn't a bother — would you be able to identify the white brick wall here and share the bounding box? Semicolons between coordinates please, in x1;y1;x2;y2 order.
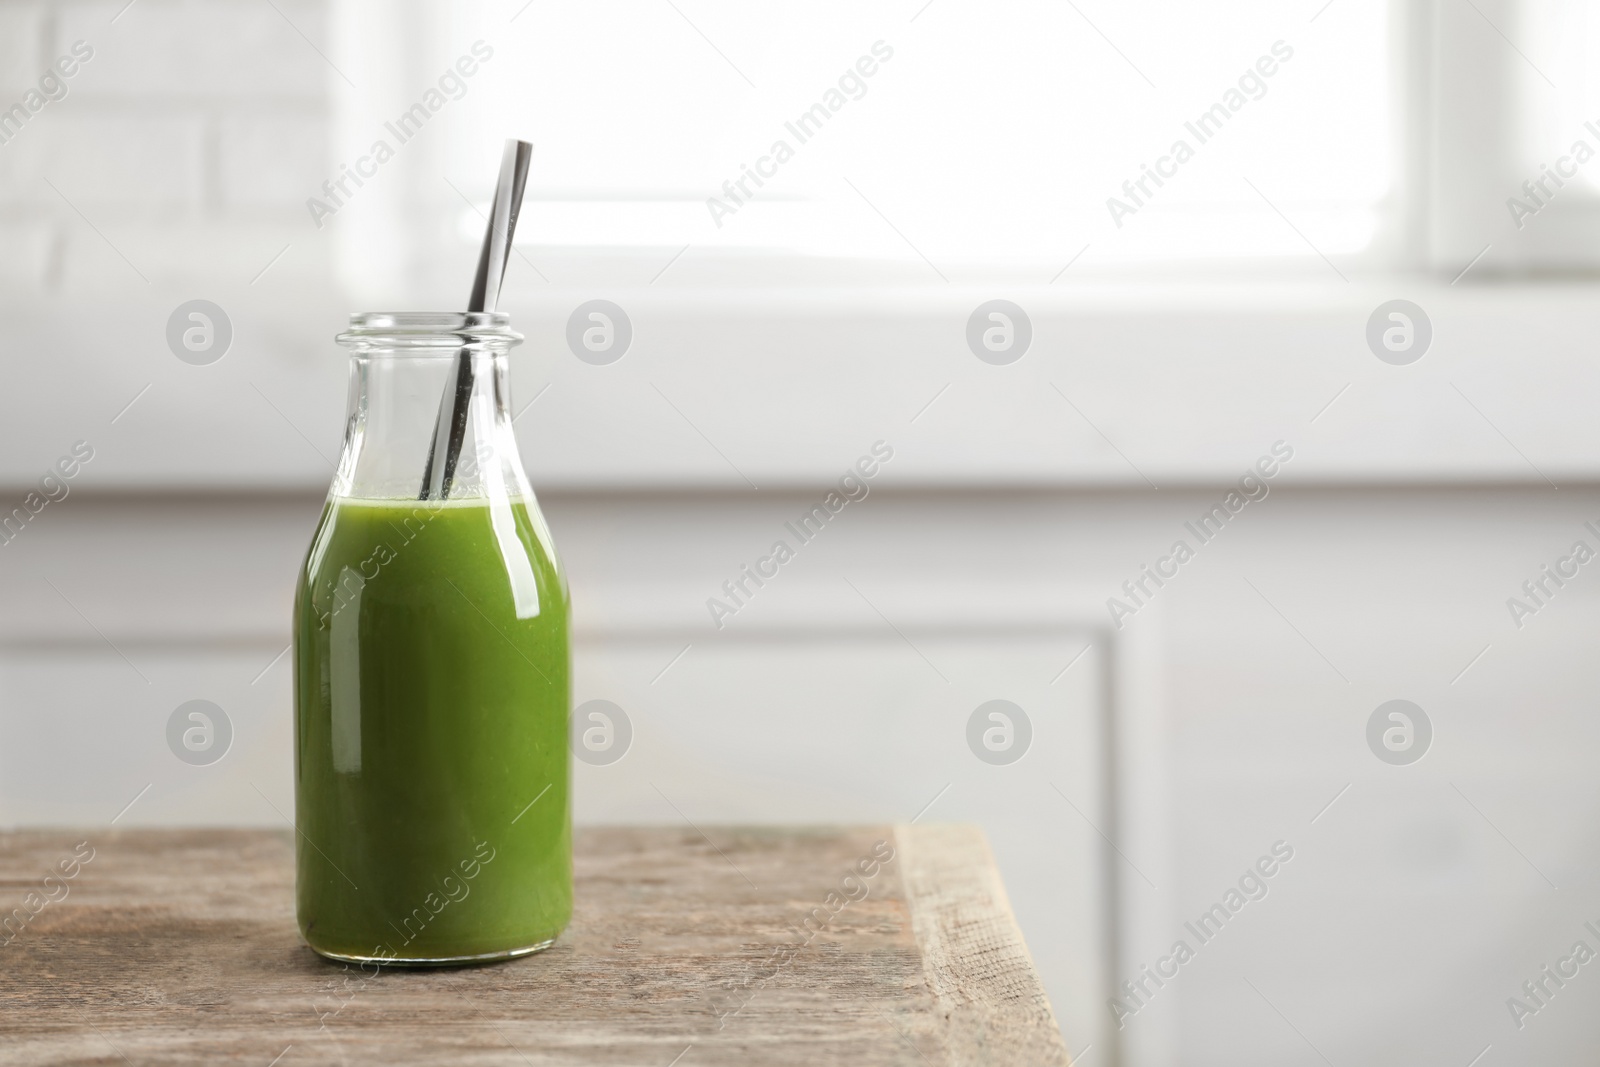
13;113;205;208
0;0;331;294
217;112;328;210
52;1;328;100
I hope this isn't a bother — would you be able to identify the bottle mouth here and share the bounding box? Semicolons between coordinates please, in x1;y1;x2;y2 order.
336;312;524;353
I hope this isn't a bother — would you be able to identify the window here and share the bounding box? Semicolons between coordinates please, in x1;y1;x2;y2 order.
328;0;1599;289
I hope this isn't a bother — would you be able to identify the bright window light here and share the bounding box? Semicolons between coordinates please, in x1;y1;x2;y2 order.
340;0;1393;280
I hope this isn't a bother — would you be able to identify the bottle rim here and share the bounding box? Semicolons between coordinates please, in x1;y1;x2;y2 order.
336;311;524;352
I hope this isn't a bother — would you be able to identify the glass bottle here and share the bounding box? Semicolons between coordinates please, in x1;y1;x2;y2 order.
293;311;570;965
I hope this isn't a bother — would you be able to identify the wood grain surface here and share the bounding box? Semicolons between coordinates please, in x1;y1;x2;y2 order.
0;825;1071;1066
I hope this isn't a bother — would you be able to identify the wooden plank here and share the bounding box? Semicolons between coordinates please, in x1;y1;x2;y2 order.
896;823;1074;1067
0;826;1067;1065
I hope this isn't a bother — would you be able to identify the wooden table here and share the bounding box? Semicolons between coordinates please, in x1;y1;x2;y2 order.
0;824;1071;1066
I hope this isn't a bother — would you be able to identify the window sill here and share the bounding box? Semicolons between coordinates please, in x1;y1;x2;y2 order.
4;275;1597;491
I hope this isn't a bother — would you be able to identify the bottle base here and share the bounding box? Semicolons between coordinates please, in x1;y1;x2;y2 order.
310;936;559;968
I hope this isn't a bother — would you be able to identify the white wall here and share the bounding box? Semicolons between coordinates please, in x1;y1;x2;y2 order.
2;484;1597;1066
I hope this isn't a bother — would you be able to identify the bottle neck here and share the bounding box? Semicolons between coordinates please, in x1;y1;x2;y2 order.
330;350;533;503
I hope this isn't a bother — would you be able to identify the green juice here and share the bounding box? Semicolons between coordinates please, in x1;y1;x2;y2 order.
293;494;571;964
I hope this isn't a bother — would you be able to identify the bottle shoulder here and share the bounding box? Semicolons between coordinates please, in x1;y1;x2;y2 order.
298;495;566;625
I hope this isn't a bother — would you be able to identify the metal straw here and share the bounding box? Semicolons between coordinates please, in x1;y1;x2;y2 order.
419;138;533;500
